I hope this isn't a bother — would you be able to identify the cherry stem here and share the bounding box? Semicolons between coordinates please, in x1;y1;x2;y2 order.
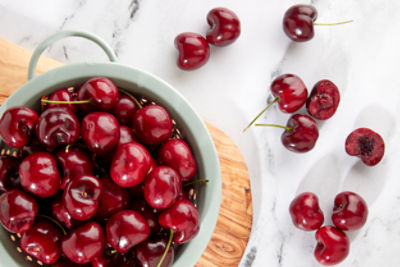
41;99;92;104
255;123;292;131
243;96;279;132
157;229;174;267
184;178;210;187
37;214;67;236
118;88;143;109
313;20;354;26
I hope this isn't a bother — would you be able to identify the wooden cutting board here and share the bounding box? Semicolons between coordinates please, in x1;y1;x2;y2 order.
0;38;252;267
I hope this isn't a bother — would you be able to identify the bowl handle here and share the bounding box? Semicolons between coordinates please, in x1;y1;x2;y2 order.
28;30;117;80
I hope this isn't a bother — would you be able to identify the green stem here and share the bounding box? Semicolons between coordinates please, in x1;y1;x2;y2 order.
243;97;279;132
255;123;292;131
313;20;354;26
37;214;67;236
118;88;143;109
157;229;174;267
184;178;210;187
41;99;92;104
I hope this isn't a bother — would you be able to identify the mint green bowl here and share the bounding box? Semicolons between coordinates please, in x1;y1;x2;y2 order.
0;31;221;267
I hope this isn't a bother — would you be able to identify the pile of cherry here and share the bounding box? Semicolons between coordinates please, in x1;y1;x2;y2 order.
0;77;201;266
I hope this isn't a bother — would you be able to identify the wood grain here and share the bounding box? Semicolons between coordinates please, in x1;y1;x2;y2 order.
0;38;253;267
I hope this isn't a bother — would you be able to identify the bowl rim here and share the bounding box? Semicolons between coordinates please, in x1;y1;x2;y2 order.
0;62;222;267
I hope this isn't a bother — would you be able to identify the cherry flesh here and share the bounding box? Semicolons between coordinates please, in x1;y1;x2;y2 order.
345;128;385;166
332;191;368;231
77;77;119;113
95;178;130;220
174;32;210;70
206;7;241;46
307;80;340;120
0;189;38;233
47;88;78;113
0;106;39;148
81;112;120;155
111;94;139;126
106;210;150;253
0;156;20;192
36;107;80;148
110;142;151;187
119;125;136;145
271;74;308;113
52;196;81;229
131;199;161;234
135;237;175;267
19;152;61;197
289;192;324;231
133;104;173;145
144;166;182;209
20;220;62;264
61;221;106;264
158;139;197;181
283;4;317;42
314;226;350;266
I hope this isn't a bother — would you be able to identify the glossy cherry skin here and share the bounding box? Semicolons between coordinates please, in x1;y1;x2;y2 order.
19;152;61;197
81;112;120;155
132;104;173;145
307;80;340;120
78;77;119;113
206;7;240;46
281;114;319;153
63;175;103;221
158;139;197;181
289;192;324;231
36;107;80;148
0;156;20;192
119;125;135;145
159;199;199;244
314;226;350;266
55;147;94;189
110;142;151;187
0;106;39;148
131;199;161;234
21;220;63;264
345;128;385;166
271;74;308;113
332;191;368;231
95;178;130;220
283;4;318;42
174;32;210;70
135;237;174;267
52;196;81;229
61;221;106;264
47;88;78;113
0;189;38;233
111;94;139;125
106;210;150;253
144;166;182;209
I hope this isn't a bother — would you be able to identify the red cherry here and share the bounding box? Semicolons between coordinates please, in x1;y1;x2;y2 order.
174;32;210;70
144;166;182;209
81;112;120;155
111;94;139;125
306;80;340;120
0;189;38;233
283;4;317;42
132;104;173;145
345;128;385;166
106;210;150;253
0;106;39;148
36;107;80;148
61;221;106;264
332;191;368;231
158;139;197;181
52;196;81;229
118;125;136;145
47;88;78;113
271;74;308;113
135;237;175;267
206;7;241;46
77;77;119;112
131;199;161;234
0;156;20;192
95;178;130;220
289;192;324;231
314;226;350;266
19;152;61;197
53;257;91;267
21;220;63;264
110;142;151;187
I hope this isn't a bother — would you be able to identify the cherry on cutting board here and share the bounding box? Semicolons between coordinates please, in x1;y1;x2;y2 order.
0;189;38;233
289;192;324;231
135;237;175;267
19;152;61;197
61;221;106;264
314;226;350;266
174;32;210;70
0;106;39;148
332;191;368;231
206;7;241;46
0;156;20;192
20;220;63;264
306;80;340;120
345;128;385;166
95;178;130;220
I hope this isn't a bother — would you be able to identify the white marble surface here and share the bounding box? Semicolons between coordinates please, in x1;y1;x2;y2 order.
1;0;400;266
